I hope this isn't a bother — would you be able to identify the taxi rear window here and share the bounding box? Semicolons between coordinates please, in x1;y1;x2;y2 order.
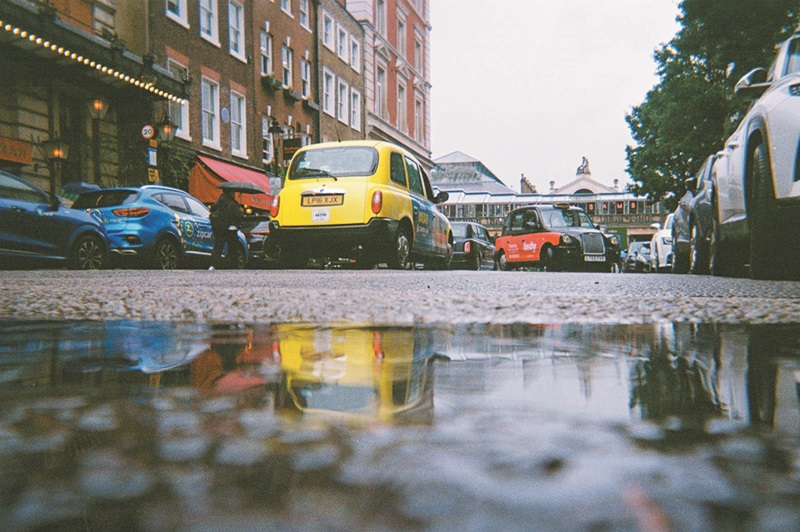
289;147;378;179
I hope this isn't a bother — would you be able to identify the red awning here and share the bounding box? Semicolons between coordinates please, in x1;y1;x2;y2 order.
189;155;273;212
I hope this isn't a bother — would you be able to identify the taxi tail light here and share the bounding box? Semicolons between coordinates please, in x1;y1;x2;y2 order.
112;207;150;217
270;196;280;217
371;190;383;214
464;241;472;253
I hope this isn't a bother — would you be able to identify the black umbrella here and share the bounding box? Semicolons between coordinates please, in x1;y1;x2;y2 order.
217;181;267;195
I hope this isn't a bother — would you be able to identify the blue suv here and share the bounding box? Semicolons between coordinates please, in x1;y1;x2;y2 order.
0;170;107;269
73;185;248;269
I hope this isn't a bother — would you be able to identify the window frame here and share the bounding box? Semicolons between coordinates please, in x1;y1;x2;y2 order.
397;17;406;58
281;45;293;88
298;0;310;30
201;76;221;150
349;36;361;72
350;88;362;131
230;90;247;158
260;28;273;75
280;0;292;17
167;59;191;141
397;79;408;132
300;58;311;99
166;0;188;28
322;68;335;117
262;116;274;164
228;1;246;62
337;79;350;124
199;0;219;45
322;10;334;51
337;24;349;63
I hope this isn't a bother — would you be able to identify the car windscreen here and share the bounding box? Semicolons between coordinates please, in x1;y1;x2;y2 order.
541;209;595;229
289;147;379;179
451;224;469;238
72;190;139;209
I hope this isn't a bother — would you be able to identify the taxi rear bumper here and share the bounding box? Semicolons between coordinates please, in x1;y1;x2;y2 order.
269;218;400;257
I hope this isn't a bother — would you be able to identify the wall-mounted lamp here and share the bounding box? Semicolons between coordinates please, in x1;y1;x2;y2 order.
88;98;109;120
158;117;177;142
42;137;70;161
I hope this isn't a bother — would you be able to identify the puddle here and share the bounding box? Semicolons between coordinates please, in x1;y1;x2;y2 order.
1;320;799;530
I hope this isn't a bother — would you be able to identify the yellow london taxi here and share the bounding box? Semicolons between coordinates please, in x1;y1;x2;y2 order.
268;140;453;269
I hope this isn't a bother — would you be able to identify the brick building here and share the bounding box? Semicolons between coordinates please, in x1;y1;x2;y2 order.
318;0;365;143
345;0;432;167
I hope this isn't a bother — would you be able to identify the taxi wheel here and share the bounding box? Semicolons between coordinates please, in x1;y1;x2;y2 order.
497;251;510;271
153;238;180;270
471;249;482;270
387;227;411;269
541;246;555;272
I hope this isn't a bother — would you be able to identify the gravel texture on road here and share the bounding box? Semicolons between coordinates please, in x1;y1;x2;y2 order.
3;269;800;324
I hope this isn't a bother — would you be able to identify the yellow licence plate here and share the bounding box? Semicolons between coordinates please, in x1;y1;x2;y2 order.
301;194;344;207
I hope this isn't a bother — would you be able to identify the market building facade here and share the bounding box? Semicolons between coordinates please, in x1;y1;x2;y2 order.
432;152;667;247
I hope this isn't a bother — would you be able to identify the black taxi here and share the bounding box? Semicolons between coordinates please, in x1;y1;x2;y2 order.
494;204;620;271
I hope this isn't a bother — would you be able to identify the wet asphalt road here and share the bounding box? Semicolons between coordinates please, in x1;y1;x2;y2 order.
2;269;800;324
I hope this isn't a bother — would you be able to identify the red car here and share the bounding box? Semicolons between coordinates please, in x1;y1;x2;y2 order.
495;204;619;271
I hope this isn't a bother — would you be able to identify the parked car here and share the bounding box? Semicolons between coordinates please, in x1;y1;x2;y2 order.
240;214;275;268
268;140;453;269
649;213;674;273
711;32;800;279
450;221;496;270
672;154;716;274
494;204;620;271
623;241;651;273
635;243;653;273
0;170;107;270
73;185;248;269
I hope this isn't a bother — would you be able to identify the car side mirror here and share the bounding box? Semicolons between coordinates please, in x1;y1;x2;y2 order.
433;191;449;204
649;222;661;231
734;67;770;101
49;195;61;211
684;177;698;193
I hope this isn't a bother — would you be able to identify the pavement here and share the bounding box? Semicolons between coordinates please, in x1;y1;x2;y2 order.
3;269;800;324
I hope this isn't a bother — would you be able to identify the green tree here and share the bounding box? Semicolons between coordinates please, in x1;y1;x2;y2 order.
626;0;800;210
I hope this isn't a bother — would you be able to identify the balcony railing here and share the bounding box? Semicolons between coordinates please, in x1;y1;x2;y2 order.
445;213;665;231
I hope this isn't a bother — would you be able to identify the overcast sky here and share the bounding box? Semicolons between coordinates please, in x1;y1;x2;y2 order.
429;0;681;192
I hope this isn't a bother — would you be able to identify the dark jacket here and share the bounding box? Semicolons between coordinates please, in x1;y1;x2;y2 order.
210;192;243;233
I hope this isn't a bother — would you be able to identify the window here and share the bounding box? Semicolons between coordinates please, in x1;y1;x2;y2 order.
230;91;246;157
228;1;245;61
300;58;311;98
201;77;220;148
262;116;274;163
350;36;361;72
322;10;334;51
376;0;386;35
260;29;273;75
350;89;361;131
167;60;190;140
405;157;423;196
186;196;210;217
299;0;310;29
390;152;406;187
414;97;423;143
281;45;293;87
199;0;219;44
337;80;349;123
337;25;348;62
414;32;423;70
376;65;387;118
280;0;292;16
93;1;115;37
397;80;407;131
322;68;335;116
166;0;188;27
397;18;406;57
159;193;190;213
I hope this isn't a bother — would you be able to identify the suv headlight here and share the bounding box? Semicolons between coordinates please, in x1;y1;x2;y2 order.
561;234;574;245
608;235;619;246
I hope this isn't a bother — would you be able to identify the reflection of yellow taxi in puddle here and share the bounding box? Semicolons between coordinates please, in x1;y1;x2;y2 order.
273;325;442;424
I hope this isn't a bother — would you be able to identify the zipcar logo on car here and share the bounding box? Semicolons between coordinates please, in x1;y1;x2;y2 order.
183;220;195;238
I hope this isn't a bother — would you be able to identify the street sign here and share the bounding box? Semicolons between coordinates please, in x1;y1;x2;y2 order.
142;125;155;139
148;168;159;183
